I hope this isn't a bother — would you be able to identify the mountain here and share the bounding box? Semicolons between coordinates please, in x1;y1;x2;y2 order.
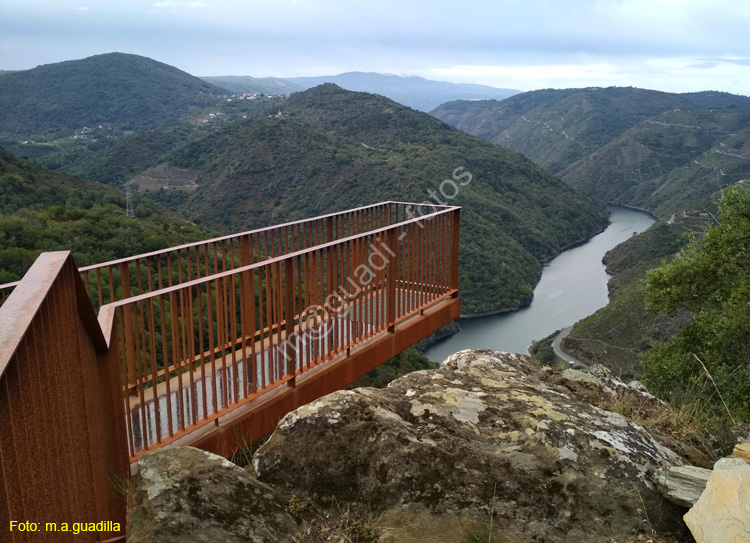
0;53;231;140
285;72;519;112
138;84;608;314
431;87;750;174
560;108;750;216
0;146;210;283
201;75;303;95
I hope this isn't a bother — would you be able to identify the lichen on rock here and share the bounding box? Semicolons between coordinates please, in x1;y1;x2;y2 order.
128;446;300;543
253;349;691;543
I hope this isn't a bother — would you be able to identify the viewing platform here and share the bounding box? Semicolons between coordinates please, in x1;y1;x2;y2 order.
0;201;460;542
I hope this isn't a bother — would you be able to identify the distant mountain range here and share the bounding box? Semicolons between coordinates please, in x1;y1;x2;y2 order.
432;87;750;215
280;72;519;112
204;72;519;112
139;84;607;314
201;75;303;95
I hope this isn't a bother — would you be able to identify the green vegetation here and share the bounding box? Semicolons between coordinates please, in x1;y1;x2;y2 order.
432;87;750;177
561;108;750;217
0;53;229;141
0;147;210;283
349;347;438;388
642;186;750;424
561;221;688;379
157;84;607;314
529;330;558;366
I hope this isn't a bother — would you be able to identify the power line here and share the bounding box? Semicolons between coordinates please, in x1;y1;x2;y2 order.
125;185;135;218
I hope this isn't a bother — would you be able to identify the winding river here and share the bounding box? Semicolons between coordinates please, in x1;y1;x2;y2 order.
423;206;656;362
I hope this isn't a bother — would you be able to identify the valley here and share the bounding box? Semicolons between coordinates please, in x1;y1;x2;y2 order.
4;3;750;542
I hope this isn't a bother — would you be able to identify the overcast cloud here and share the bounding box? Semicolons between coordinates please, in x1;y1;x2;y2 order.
1;0;748;93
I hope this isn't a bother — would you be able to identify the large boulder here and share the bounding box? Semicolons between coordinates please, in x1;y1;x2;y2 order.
128;446;300;543
684;457;750;543
254;349;690;543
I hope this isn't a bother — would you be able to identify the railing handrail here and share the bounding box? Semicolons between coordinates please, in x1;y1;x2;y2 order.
78;201;451;272
99;205;460;312
0;201;455;297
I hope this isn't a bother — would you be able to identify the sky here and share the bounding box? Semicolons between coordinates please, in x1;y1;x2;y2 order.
1;0;748;94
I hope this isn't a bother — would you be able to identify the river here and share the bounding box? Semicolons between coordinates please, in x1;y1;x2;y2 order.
423;205;656;362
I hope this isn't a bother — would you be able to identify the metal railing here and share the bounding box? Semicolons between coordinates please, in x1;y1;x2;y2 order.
99;203;460;460
0;253;128;543
0;202;460;537
0;202;406;310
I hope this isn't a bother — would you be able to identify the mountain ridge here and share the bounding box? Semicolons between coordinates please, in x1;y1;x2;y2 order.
141;84;608;314
431;87;750;175
283;72;519;111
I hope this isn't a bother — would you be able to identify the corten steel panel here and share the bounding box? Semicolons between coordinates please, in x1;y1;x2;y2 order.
0;253;128;543
188;297;460;458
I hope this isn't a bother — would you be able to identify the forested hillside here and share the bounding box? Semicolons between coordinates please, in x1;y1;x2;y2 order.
141;84;608;314
431;87;750;175
0;147;210;283
0;53;230;141
560;108;750;216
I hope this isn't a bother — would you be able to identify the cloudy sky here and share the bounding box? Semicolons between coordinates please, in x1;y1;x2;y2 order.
1;0;748;93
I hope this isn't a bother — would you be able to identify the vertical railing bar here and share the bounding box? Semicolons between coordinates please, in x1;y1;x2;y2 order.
304;236;311;368
229;272;240;405
228;242;240;403
274;259;283;371
146;298;161;443
248;249;258;395
283;257;295;378
176;251;194;427
116;307;134;456
156;295;173;439
218;244;229;410
168;289;185;433
295;250;303;371
263;232;274;381
131;300;149;452
256;238;266;390
333;241;340;355
190;249;207;420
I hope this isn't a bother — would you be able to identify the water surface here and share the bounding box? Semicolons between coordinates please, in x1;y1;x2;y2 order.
423;206;656;362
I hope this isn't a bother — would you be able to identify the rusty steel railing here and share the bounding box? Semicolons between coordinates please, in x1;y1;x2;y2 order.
0;202;460;536
79;202;403;310
98;203;460;461
0;202;404;311
0;253;128;543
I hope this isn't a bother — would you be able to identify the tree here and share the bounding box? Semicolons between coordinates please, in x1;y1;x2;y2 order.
642;186;750;423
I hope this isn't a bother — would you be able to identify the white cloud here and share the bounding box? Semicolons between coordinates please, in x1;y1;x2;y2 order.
152;0;205;8
74;6;89;11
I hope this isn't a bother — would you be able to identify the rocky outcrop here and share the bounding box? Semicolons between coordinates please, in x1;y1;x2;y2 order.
655;465;712;507
254;349;690;543
684;457;750;543
128;447;300;543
